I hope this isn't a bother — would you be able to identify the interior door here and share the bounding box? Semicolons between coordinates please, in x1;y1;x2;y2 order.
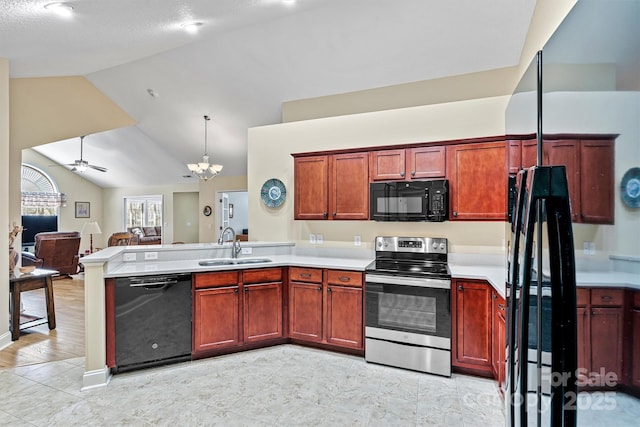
218;193;230;242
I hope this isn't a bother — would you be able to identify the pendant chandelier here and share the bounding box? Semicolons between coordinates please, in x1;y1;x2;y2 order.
187;115;223;181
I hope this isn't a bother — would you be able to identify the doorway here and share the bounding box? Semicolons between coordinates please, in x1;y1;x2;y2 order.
216;190;248;242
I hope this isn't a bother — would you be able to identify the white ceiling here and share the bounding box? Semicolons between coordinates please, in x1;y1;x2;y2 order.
2;0;537;188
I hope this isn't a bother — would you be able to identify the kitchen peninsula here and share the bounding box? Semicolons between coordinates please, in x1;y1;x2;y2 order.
80;241;639;394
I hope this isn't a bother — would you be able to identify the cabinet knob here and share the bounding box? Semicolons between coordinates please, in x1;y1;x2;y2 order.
234;288;238;294
332;212;336;217
453;211;458;217
458;285;463;291
323;212;328;218
244;287;249;293
300;273;312;278
400;171;405;177
328;288;332;293
498;304;506;311
317;286;322;291
338;276;350;282
600;295;612;301
411;171;415;177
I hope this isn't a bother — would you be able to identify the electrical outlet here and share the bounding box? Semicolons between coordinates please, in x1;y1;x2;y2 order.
123;253;136;262
144;251;158;260
316;234;323;244
354;235;362;246
583;242;590;255
241;247;252;255
588;242;596;255
309;234;316;244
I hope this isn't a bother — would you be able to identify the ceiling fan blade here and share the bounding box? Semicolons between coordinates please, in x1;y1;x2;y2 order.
88;164;108;172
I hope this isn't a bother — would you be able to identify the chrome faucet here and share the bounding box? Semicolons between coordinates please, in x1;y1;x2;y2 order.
218;226;241;258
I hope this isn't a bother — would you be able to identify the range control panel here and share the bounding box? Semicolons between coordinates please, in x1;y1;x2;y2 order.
375;236;448;254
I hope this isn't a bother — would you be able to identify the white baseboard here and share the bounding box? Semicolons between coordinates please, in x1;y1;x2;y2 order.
0;331;12;351
81;366;111;391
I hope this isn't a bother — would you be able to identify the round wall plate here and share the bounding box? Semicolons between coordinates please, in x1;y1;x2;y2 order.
621;167;640;208
203;205;212;216
261;178;286;208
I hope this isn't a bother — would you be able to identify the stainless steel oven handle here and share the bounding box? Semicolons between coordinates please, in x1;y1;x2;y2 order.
365;274;450;289
129;279;178;287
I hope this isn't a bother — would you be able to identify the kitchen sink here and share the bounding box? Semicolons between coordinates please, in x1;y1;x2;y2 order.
198;258;272;267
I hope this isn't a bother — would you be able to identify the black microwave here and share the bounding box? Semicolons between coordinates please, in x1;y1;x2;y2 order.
370;180;448;222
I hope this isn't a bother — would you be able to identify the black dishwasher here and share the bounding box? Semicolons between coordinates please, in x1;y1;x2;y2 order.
114;273;192;372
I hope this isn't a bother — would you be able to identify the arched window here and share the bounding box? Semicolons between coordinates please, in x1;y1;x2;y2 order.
21;164;66;215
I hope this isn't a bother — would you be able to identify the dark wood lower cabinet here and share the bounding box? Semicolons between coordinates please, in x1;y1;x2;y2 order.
452;279;492;375
632;299;640;388
193;286;241;352
491;291;506;392
326;285;363;349
289;281;323;342
589;307;623;387
289;268;364;353
243;282;283;343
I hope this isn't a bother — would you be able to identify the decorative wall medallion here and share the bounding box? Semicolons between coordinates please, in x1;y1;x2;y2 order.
621;167;640;208
203;205;212;216
261;178;286;208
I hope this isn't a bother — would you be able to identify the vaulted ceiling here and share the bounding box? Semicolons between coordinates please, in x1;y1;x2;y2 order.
2;0;537;188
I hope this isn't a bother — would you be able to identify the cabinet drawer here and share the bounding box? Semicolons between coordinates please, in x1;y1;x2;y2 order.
576;288;590;306
327;270;362;287
590;288;623;306
194;271;239;289
289;267;322;283
243;268;282;284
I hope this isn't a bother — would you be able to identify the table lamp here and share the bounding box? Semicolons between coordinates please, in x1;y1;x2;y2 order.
81;221;102;253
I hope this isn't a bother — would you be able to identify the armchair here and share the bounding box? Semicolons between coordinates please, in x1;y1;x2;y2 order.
21;231;81;277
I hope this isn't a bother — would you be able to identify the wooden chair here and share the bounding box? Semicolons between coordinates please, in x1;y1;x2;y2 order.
108;232;134;246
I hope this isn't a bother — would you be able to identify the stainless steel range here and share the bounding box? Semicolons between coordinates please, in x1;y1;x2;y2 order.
365;236;451;376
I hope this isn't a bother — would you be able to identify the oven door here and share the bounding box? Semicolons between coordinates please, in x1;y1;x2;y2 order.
365;274;451;349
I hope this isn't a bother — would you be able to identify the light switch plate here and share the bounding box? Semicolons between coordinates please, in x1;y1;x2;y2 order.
309;234;316;244
144;251;158;260
316;234;323;244
354;235;361;246
241;247;252;255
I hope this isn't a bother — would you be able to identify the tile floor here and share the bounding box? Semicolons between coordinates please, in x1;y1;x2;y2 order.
0;345;638;426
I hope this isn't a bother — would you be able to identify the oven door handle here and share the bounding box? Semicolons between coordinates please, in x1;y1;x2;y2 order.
365;274;450;289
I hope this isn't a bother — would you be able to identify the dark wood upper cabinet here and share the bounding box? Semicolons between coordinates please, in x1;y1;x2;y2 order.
369;146;445;181
544;139;581;222
294;153;368;220
447;141;508;220
294;155;330;220
580;139;614;224
330;152;369;220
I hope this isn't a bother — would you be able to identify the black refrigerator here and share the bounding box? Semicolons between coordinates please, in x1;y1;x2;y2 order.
505;164;578;427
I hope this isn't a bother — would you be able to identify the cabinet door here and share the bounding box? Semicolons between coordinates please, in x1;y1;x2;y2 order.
408;146;446;179
491;292;506;389
294;155;329;220
369;149;406;181
325;285;363;350
330;152;369;220
580;139;614;224
243;282;283;343
633;306;640;388
521;139;538;170
453;280;492;371
589;307;623;387
289;282;323;342
543;140;580;222
193;286;240;352
576;306;590;386
507;140;523;174
447;141;508;220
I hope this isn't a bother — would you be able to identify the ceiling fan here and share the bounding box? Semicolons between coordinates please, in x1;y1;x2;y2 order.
66;135;107;173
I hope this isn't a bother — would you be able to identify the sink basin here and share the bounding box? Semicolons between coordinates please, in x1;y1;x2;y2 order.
233;258;272;265
198;258;272;267
198;259;235;266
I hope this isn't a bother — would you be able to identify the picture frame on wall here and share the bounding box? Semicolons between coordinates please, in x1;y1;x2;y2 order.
75;201;90;218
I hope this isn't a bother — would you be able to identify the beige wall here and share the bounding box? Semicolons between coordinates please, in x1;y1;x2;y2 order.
173;192;199;244
249;96;511;254
1;58;10;348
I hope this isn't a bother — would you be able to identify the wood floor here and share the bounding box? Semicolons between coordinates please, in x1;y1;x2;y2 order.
0;274;85;368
